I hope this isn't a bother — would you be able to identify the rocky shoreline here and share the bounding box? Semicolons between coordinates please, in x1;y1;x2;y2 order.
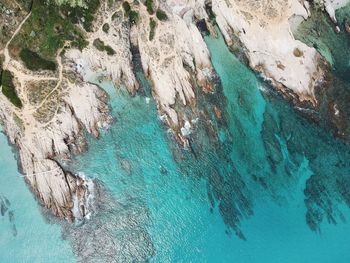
0;0;349;222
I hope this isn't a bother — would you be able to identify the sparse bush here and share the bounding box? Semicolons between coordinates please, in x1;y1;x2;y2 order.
156;9;168;21
293;47;303;57
122;1;131;13
102;23;110;33
145;0;154;14
123;1;139;24
93;39;116;55
149;18;156;40
19;49;57;71
10;0;90;59
1;70;22;108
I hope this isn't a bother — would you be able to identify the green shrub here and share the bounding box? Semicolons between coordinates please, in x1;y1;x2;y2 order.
93;38;105;52
128;10;139;24
145;0;154;14
293;48;303;57
0;58;3;87
102;23;110;33
19;49;57;71
149;18;156;41
112;11;120;21
123;1;139;24
104;45;116;55
61;0;100;32
108;0;114;7
156;9;168;21
122;1;131;13
10;0;89;59
1;70;22;108
93;39;116;55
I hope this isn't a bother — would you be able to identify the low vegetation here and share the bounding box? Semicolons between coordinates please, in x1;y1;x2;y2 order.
93;38;116;55
145;0;154;15
293;47;304;57
112;10;121;21
156;9;168;21
102;23;110;33
0;56;3;86
19;49;57;71
10;0;95;62
0;70;22;108
60;0;100;32
122;1;131;12
149;18;156;41
123;1;139;24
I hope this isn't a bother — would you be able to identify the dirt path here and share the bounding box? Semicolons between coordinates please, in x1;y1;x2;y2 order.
3;11;32;69
34;47;65;111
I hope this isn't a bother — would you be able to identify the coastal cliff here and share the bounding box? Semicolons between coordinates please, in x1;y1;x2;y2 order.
0;0;349;221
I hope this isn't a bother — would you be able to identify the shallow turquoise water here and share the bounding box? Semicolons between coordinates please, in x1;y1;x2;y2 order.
1;18;350;263
69;31;350;262
0;129;75;263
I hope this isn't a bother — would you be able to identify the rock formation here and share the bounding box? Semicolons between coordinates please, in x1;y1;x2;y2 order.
0;0;349;220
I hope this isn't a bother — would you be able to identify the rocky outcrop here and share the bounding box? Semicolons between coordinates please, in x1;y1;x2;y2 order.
65;4;139;94
323;0;350;23
209;0;325;103
1;0;349;221
0;77;110;220
136;1;214;128
0;36;112;221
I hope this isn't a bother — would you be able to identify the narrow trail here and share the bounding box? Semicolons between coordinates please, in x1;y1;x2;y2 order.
3;11;32;69
33;46;65;112
0;7;66;124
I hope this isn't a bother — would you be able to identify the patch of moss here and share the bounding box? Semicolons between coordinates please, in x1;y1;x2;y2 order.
93;38;116;55
145;0;154;15
1;70;22;108
149;18;156;41
19;49;57;71
156;9;168;21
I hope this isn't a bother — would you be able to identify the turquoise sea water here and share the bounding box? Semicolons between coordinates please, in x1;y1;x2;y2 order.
1;12;350;263
0;129;75;263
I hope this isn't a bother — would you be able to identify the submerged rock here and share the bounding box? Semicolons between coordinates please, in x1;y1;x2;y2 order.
11;224;17;237
8;210;14;223
344;18;350;33
159;165;168;175
120;158;133;176
0;199;8;216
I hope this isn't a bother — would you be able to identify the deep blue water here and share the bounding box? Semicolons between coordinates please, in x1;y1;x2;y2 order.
1;10;350;262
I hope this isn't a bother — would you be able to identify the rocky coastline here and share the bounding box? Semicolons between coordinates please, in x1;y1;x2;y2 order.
0;0;349;221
